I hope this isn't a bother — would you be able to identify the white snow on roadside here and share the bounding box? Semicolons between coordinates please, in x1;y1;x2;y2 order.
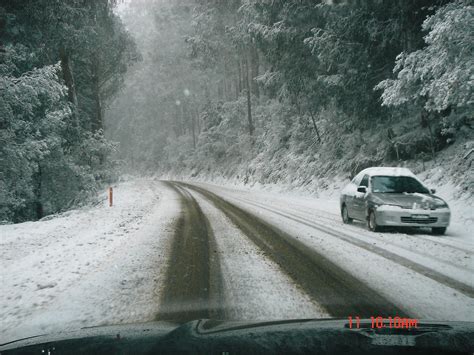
190;190;329;320
0;180;179;343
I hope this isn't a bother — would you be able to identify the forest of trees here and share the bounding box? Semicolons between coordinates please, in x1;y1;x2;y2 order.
108;0;472;185
1;0;472;222
0;1;137;222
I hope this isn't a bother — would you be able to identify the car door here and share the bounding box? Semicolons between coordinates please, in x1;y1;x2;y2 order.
344;174;361;218
353;174;369;220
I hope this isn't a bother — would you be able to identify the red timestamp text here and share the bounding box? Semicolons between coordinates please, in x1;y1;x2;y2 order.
348;316;419;329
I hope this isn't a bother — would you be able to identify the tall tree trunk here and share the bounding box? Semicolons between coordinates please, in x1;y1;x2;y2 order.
236;58;242;98
183;99;190;136
59;46;79;132
240;58;245;93
204;81;211;104
194;107;201;134
90;53;103;132
251;45;260;99
245;51;254;137
191;106;196;149
180;103;186;135
421;110;436;160
309;110;321;143
223;61;229;100
92;76;103;132
174;101;183;136
34;164;43;220
59;46;77;106
217;79;224;100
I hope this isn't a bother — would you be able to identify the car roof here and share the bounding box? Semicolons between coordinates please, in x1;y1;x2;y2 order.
358;167;416;177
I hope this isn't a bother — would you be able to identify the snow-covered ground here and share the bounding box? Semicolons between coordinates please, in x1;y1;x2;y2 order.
1;179;180;343
1;176;472;344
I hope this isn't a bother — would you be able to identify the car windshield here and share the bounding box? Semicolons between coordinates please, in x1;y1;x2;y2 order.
371;176;430;194
1;0;473;350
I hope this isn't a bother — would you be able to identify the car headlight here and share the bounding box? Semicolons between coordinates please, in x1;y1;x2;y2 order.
434;199;448;208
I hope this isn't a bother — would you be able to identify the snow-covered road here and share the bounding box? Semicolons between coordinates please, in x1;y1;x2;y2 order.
1;179;473;343
187;188;328;320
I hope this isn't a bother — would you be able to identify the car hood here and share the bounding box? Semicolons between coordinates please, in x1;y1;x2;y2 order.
371;193;445;209
1;319;473;354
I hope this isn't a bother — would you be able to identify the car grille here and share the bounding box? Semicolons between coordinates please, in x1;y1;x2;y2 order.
401;217;438;224
401;206;436;210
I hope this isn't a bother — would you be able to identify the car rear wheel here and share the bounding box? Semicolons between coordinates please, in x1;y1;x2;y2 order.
432;227;447;235
341;205;353;224
368;210;381;232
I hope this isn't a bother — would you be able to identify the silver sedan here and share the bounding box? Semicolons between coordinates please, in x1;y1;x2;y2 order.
340;167;450;234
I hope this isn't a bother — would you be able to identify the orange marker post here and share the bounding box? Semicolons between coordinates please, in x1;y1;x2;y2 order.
109;187;113;207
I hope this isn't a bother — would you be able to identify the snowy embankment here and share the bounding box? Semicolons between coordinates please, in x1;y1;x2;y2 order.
0;179;179;343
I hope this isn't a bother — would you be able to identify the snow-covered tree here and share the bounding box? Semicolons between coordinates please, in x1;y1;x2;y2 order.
0;1;136;222
376;1;473;113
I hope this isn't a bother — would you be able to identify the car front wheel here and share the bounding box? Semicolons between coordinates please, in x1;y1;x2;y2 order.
368;210;381;232
341;205;353;224
432;227;447;235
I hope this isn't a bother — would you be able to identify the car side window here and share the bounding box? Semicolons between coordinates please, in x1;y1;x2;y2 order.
360;175;369;187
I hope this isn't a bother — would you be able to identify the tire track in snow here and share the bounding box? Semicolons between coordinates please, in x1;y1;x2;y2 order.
189;189;329;320
178;182;409;318
156;182;225;322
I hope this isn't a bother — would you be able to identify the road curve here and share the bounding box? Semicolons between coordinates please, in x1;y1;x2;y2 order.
175;182;409;318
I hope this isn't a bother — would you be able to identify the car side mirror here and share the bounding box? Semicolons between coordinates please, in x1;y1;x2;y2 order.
357;186;367;193
430;188;436;194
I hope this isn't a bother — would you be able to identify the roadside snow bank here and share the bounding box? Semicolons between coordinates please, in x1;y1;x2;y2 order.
0;179;179;343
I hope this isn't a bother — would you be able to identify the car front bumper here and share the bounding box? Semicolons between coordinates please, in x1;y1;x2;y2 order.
374;206;450;228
